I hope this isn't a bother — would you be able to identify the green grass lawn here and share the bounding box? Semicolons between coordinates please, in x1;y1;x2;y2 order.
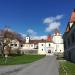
0;55;45;65
59;60;75;75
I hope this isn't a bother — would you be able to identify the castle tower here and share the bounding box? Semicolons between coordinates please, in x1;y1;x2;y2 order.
25;35;30;43
53;29;64;53
52;30;63;44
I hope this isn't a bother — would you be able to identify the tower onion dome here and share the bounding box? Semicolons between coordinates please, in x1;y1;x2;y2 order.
70;9;75;22
54;29;60;35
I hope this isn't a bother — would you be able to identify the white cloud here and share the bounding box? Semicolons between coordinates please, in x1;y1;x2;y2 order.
46;22;60;32
43;15;63;32
56;15;63;20
20;33;26;37
27;29;37;35
27;29;47;40
21;28;47;40
19;27;48;40
31;35;47;40
20;32;47;40
27;28;47;40
43;17;54;24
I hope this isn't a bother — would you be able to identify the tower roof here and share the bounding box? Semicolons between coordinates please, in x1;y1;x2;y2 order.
47;34;52;41
70;9;75;22
54;29;60;35
26;34;30;37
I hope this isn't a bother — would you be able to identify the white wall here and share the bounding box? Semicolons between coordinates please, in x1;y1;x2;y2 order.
56;44;64;53
20;44;35;50
52;35;63;44
25;37;30;43
38;42;64;55
52;34;64;53
34;44;38;49
38;42;55;55
53;44;64;53
38;43;46;55
45;42;54;53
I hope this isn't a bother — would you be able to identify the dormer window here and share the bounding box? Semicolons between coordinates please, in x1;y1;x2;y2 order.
70;22;73;28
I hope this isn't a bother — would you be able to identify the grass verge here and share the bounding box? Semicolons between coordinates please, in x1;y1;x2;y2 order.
0;55;45;65
59;60;75;75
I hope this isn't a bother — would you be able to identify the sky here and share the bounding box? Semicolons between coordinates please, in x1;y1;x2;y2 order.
0;0;75;39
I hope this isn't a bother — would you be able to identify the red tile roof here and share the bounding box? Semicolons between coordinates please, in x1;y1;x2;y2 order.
24;39;53;44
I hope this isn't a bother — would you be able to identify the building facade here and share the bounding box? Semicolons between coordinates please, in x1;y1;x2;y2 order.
10;39;20;50
38;32;64;55
20;31;64;55
63;9;75;62
52;31;64;53
20;36;39;54
0;26;64;55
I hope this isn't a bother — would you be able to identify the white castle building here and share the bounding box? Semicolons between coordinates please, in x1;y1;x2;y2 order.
20;30;64;55
38;31;64;55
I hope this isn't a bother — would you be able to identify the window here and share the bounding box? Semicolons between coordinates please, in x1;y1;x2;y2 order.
26;44;28;47
42;44;43;46
31;44;33;47
21;45;23;47
11;44;13;46
27;37;28;39
55;50;57;52
42;49;43;51
49;44;50;46
48;50;51;53
15;44;17;46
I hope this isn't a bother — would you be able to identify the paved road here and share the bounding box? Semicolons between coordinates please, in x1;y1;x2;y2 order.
0;56;59;75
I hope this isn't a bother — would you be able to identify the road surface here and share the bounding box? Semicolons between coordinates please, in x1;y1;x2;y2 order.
0;56;59;75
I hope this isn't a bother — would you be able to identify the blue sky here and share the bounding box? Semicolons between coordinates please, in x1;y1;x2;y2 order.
0;0;75;39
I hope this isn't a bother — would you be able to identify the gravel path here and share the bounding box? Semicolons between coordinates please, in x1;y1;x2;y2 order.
0;56;59;75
